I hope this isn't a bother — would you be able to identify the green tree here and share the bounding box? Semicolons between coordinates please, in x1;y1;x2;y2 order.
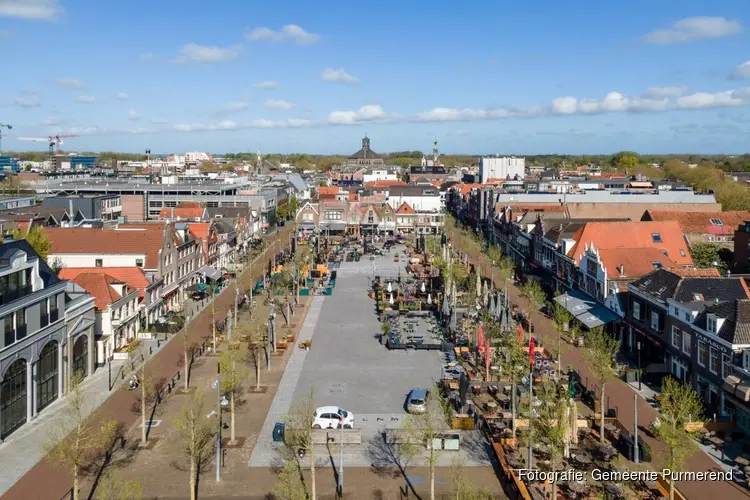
174;390;216;500
549;301;573;376
531;383;568;500
12;225;52;260
280;387;318;500
46;375;119;500
519;279;546;314
583;327;621;443
449;457;494;499
220;345;248;443
654;377;704;500
94;472;143;500
497;329;527;438
689;243;726;272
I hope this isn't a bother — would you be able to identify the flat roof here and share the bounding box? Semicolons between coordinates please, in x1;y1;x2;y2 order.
493;191;717;204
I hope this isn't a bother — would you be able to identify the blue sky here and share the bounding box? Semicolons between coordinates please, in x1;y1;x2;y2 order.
1;0;749;155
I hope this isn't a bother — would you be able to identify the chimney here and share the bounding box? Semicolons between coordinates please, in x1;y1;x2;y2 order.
715;297;719;304
171;207;175;220
619;265;625;277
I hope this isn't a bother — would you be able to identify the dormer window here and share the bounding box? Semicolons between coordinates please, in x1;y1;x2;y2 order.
710;218;723;226
693;293;704;301
652;262;663;269
707;314;717;333
651;233;662;243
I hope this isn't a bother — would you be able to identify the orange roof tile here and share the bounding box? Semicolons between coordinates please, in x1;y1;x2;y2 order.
671;268;722;277
568;221;693;266
597;248;679;279
395;202;415;215
59;267;151;298
187;223;214;243
364;180;407;189
68;272;127;310
643;210;750;235
317;186;339;195
451;183;482;195
158;206;206;220
45;227;165;269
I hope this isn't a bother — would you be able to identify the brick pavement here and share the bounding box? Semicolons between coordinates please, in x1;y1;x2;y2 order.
1;227;293;500
446;225;750;500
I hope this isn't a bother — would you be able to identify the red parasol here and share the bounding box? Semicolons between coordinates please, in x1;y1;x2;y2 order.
517;323;524;345
477;324;484;353
528;336;536;366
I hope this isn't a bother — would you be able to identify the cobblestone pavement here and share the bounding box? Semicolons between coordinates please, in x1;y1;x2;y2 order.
445;225;750;500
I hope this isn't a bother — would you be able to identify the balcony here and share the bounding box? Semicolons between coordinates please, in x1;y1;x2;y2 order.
0;284;33;305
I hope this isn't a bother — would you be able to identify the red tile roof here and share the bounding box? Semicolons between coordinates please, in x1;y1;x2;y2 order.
568;221;693;266
187;223;214;243
643;210;750;235
45;227;164;269
158;206;206;220
67;272;127;310
395;202;415;215
671;268;722;277
596;248;679;279
450;183;482;195
59;267;150;298
364;180;407;189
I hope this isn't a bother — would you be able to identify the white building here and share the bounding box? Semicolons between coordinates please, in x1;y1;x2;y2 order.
386;186;442;213
185;152;213;163
362;168;398;184
479;157;526;183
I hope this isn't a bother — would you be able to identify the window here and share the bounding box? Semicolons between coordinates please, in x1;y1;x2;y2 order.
632;301;641;320
744;351;750;371
680;249;686;257
651;311;660;331
693;293;704;301
722;354;731;378
671;326;681;347
707;314;717;334
661;250;669;256
698;341;707;367
40;299;50;328
3;314;14;347
709;347;719;375
95;259;103;268
136;259;143;268
16;308;26;339
710;218;723;226
652;262;663;269
652;233;662;243
682;332;691;354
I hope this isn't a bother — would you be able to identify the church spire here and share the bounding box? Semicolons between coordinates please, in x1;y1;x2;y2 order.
433;138;439;165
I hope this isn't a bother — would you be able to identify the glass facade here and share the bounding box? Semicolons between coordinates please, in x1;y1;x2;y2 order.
67;155;98;169
0;156;20;173
1;359;27;439
37;342;59;411
73;336;87;379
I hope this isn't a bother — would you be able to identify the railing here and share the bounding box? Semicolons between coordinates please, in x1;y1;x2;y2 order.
0;284;33;305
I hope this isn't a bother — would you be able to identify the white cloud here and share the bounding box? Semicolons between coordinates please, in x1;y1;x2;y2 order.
173;118;314;132
115;92;129;100
140;52;155;61
218;102;249;114
127;109;139;120
641;86;689;99
172;43;242;64
328;105;392;125
13;96;41;108
245;25;320;45
56;78;85;89
0;0;63;21
150;118;169;125
264;99;295;110
77;95;96;103
550;92;671;114
731;61;750;80
321;68;359;85
254;80;280;89
643;17;742;44
676;88;750;109
251;118;312;128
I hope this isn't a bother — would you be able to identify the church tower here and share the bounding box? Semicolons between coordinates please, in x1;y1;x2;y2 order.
362;135;371;158
433;139;439;166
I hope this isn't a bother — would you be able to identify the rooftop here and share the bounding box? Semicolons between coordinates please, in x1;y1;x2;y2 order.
491;190;718;204
642;210;750;234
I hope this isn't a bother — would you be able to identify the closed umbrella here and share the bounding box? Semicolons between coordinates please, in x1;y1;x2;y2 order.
421;281;426;293
476;270;482;299
427;293;432;305
450;310;457;331
387;281;392;293
389;293;394;305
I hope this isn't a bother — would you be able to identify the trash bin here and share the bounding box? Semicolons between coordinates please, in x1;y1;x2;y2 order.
272;422;285;443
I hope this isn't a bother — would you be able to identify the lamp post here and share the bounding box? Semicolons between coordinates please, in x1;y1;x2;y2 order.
338;416;344;497
634;392;640;464
214;361;221;482
637;341;642;391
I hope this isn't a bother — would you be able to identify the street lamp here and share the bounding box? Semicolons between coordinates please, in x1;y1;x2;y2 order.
212;362;222;482
637;341;642;391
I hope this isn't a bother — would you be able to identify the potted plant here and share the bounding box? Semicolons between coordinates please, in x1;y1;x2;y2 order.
301;339;312;350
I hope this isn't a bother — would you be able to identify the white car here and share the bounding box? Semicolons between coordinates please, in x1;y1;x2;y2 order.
312;406;355;429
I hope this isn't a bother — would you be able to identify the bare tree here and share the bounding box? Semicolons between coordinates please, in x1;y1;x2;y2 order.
449;456;494;500
45;375;118;500
182;329;192;392
400;385;451;500
497;328;527;438
653;377;704;500
519;279;546;315
94;471;143;500
549;300;572;376
174;389;216;500
583;326;620;443
239;317;268;391
279;387;318;500
219;344;248;443
531;383;568;500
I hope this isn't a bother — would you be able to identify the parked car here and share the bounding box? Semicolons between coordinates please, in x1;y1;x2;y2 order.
406;388;428;414
312;406;355;429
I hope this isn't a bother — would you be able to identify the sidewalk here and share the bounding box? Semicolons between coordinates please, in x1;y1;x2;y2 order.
447;227;750;500
1;226;293;500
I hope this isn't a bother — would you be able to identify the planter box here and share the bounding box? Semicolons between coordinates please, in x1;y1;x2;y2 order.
112;351;130;360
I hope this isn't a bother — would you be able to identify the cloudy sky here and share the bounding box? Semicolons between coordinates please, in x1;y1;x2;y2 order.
1;0;749;155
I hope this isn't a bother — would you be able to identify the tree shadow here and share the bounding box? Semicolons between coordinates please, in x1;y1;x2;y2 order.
364;432;421;500
84;422;139;500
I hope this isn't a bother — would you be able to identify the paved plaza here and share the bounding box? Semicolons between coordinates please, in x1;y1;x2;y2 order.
250;247;492;469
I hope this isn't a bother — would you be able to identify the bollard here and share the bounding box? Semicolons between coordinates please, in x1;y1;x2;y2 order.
149;346;153;355
177;371;181;380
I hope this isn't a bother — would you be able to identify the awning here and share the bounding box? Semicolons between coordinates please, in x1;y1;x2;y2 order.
322;222;347;231
197;266;222;281
554;289;618;329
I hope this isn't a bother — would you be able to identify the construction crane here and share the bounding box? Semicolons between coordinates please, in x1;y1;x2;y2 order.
17;134;78;170
0;124;11;152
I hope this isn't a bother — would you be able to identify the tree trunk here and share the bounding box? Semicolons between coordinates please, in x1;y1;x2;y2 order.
141;374;147;444
552;478;557;500
211;295;217;351
190;459;197;500
669;478;675;500
230;391;236;443
255;352;261;390
72;466;79;500
511;379;517;438
599;382;606;444
429;453;435;500
310;443;317;500
184;346;190;391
